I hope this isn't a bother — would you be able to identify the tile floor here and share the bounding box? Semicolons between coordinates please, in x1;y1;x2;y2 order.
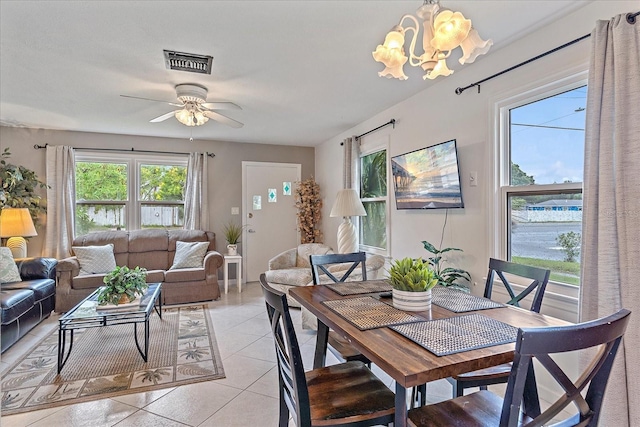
1;282;454;427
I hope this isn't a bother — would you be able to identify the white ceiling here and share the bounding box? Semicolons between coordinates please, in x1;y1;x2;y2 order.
0;1;590;147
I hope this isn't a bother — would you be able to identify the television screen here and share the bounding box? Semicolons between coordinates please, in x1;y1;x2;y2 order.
391;139;464;210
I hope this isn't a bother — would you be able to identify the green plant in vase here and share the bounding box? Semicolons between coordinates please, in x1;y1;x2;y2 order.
421;240;471;290
388;257;438;311
98;266;148;306
223;221;246;255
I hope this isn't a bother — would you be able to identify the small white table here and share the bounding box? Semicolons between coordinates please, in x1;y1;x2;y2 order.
223;254;243;294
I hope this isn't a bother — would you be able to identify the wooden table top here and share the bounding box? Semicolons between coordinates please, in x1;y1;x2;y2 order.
290;285;569;388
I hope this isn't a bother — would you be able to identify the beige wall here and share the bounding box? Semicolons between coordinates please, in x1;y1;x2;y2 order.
0;126;314;256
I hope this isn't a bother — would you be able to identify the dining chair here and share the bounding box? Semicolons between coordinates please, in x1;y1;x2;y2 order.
309;252;371;366
445;258;551;398
259;274;395;427
408;308;631;427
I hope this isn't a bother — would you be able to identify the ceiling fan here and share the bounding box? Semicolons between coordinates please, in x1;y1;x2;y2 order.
121;84;243;128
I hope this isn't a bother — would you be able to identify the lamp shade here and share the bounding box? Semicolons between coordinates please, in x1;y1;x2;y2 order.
330;189;367;217
0;208;37;238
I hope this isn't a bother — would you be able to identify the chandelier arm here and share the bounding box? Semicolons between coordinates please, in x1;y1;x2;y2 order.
398;14;422;66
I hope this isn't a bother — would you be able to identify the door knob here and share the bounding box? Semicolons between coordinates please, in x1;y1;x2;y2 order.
247;229;256;233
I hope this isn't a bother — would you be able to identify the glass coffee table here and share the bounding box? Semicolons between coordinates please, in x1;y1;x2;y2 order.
57;283;162;373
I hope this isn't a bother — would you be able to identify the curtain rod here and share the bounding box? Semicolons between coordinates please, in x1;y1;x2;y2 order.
33;144;215;157
455;11;639;95
455;33;591;95
340;119;396;145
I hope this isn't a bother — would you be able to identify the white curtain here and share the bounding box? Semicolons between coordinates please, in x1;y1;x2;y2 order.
44;145;75;258
342;136;360;190
183;152;209;230
580;13;639;426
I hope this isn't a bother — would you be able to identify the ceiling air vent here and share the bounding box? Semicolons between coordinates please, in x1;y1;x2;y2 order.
163;50;213;74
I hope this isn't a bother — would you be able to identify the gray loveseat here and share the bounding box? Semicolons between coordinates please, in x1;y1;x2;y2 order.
56;229;224;312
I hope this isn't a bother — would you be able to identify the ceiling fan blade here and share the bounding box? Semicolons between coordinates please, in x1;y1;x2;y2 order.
150;110;179;123
120;94;183;107
203;110;244;128
201;101;241;110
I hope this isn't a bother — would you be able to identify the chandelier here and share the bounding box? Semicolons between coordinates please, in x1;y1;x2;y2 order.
372;0;492;80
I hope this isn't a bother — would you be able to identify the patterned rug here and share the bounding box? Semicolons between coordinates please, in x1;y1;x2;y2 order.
1;304;225;415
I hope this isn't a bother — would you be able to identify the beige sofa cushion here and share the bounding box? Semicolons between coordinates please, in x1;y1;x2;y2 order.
165;268;206;283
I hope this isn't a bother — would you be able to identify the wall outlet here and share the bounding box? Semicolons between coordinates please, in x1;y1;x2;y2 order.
231;207;239;215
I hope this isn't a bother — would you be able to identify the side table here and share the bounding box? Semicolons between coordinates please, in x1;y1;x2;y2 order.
223;254;243;294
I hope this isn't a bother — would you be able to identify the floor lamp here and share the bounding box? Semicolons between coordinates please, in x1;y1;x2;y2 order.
0;208;37;259
330;189;366;254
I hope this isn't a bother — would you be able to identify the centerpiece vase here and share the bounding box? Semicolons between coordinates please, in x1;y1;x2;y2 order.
392;288;432;311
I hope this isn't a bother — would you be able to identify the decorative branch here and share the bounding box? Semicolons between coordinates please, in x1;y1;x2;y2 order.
294;177;323;244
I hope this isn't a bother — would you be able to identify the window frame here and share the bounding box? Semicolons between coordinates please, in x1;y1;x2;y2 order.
358;137;391;257
74;152;187;234
492;71;587;297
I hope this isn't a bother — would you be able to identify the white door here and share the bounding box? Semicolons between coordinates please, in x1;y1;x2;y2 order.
242;162;301;282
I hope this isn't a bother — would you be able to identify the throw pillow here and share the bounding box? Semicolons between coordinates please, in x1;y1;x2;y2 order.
0;247;22;284
170;241;209;270
73;244;117;276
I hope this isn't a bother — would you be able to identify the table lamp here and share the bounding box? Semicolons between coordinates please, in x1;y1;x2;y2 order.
0;208;37;258
330;189;366;253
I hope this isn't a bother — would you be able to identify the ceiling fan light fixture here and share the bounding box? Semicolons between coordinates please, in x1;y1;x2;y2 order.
175;108;208;126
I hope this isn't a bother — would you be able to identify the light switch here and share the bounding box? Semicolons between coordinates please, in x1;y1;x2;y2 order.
469;171;478;187
231;207;239;215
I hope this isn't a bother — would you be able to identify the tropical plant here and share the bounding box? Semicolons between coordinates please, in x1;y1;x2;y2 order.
97;266;148;305
223;221;245;244
421;240;471;288
0;148;48;225
388;257;438;292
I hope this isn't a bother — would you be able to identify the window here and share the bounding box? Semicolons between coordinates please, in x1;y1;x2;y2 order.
497;80;586;287
75;153;187;235
359;145;390;256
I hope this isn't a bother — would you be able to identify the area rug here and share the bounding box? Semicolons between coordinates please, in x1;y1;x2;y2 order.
1;304;225;415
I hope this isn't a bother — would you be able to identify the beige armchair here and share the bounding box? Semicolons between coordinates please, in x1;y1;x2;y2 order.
264;243;386;329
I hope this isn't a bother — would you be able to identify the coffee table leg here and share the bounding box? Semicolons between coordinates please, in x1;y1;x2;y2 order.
57;329;74;374
133;321;149;362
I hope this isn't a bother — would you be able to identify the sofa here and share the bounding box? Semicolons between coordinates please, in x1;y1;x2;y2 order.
265;243;386;307
1;257;57;353
56;229;224;312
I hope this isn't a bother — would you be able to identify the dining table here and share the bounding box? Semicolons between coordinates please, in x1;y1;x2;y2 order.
289;281;570;427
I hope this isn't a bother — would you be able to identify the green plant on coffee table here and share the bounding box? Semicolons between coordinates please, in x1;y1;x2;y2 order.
421;240;471;289
98;266;148;306
388;257;438;292
223;221;245;245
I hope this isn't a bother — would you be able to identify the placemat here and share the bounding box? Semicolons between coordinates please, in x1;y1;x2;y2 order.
390;313;518;356
432;286;504;312
322;296;423;330
325;279;392;296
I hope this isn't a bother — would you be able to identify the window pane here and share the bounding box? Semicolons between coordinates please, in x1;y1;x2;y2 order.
360;201;386;249
141;204;184;229
509;193;582;285
361;150;387;197
139;164;187;201
75;204;126;235
76;162;128;201
510;86;586;186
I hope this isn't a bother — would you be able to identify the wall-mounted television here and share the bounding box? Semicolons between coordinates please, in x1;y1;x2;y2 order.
391;139;464;210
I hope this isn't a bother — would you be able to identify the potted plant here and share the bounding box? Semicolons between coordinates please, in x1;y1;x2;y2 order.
223;221;245;255
388;257;438;311
421;240;471;291
97;266;148;306
0;148;48;225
